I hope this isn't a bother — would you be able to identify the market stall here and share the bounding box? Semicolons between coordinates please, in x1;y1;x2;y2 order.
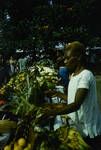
0;60;91;150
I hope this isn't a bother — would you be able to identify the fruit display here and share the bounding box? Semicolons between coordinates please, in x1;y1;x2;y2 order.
2;118;34;150
0;61;91;150
0;109;91;150
3;138;32;150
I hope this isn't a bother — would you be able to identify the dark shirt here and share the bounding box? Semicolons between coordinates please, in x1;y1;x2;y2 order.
0;65;10;87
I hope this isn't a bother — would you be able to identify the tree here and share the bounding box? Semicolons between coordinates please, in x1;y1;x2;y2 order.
0;0;101;54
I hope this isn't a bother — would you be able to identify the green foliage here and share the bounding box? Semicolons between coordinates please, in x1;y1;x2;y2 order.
88;37;101;47
0;61;58;117
0;0;101;53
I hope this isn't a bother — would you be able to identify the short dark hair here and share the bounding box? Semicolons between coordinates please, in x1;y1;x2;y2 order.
65;41;85;57
65;41;87;67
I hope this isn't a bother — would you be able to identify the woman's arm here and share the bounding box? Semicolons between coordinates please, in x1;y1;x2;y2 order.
39;88;88;120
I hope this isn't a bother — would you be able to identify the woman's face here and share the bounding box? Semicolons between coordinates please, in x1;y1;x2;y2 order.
64;49;78;72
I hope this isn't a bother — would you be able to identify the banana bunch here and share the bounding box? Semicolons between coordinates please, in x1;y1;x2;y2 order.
0;120;17;133
67;127;90;150
56;126;91;150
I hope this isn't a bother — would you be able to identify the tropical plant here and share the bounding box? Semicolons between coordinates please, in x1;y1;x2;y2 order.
0;60;58;117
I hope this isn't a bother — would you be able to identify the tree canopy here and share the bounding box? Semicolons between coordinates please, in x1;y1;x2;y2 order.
0;0;101;54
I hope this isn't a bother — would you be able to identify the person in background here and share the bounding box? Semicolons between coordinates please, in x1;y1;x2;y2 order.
40;41;101;150
0;54;10;87
0;54;3;65
57;55;69;92
17;55;28;72
9;56;16;76
55;44;69;92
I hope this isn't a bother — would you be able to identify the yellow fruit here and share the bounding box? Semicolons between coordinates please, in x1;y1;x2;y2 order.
23;143;32;150
14;144;23;150
14;142;18;148
24;147;29;150
28;143;31;148
23;144;31;150
18;138;26;147
4;145;11;150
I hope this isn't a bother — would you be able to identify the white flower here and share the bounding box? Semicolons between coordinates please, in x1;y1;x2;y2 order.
43;67;54;73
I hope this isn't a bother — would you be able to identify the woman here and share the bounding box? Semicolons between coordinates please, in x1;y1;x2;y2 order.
39;41;101;150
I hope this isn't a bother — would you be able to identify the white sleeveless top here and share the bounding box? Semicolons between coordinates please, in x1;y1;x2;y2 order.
68;69;101;138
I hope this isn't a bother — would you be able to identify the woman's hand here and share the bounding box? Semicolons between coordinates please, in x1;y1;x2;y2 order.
34;104;56;124
35;103;67;124
44;90;67;101
44;89;59;97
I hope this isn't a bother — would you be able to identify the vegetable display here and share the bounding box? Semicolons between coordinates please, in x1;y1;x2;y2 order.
0;60;91;150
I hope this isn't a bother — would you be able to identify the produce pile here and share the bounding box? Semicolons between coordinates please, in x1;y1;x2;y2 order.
0;61;58;117
3;137;32;150
0;60;91;150
0;111;91;150
2;118;34;150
